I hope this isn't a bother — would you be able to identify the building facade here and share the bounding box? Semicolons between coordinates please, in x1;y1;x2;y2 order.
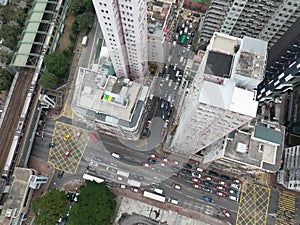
93;0;148;80
278;145;300;192
199;0;299;49
169;32;267;157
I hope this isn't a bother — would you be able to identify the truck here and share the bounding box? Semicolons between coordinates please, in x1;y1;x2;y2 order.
117;170;130;178
127;179;141;187
82;36;88;47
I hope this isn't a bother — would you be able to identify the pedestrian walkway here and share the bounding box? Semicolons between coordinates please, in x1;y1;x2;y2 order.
275;192;295;225
236;182;270;225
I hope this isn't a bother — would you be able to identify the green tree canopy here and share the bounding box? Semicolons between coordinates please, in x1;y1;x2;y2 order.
69;0;94;16
32;189;69;225
0;24;22;49
67;181;116;225
0;67;13;91
38;72;58;89
72;12;94;33
0;5;25;26
44;52;69;78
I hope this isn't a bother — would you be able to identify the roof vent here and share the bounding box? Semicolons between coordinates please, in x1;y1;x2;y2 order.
236;142;248;153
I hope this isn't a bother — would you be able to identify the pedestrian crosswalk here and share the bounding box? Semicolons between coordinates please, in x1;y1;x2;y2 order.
275;192;295;225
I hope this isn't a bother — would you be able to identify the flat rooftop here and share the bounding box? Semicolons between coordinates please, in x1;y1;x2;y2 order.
73;68;148;127
147;0;171;37
224;124;284;171
204;51;233;77
0;167;32;224
210;33;239;56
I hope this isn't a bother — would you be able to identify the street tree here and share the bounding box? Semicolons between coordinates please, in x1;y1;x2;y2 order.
32;189;69;225
44;52;69;78
0;24;22;49
38;72;58;89
69;0;94;16
72;12;94;33
0;67;13;91
67;181;116;225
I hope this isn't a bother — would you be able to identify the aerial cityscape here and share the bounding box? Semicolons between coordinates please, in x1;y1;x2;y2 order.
0;0;299;224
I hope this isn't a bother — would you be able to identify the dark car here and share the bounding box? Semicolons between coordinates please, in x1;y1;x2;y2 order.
181;169;192;175
203;187;213;193
131;174;144;181
191;31;195;37
148;158;157;164
182;163;193;169
48;143;55;148
208;171;219;177
171;166;180;172
203;181;213;187
70;193;76;201
57;170;64;178
221;175;230;181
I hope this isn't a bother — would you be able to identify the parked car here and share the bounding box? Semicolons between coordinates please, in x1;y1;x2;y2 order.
192;172;201;178
216;185;226;191
149;154;159;160
130;187;141;193
204;176;214;182
57;170;64;178
192;183;202;190
232;178;243;184
203;187;213;193
64;149;71;159
172;183;181;190
142;163;153;168
222;209;232;218
218;180;228;186
118;184;127;189
191;177;201;183
202;196;213;202
216;191;226;197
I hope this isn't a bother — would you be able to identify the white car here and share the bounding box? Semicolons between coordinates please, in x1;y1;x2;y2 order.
196;168;205;173
230;183;240;189
229;195;239;201
172;183;181;190
192;172;201;178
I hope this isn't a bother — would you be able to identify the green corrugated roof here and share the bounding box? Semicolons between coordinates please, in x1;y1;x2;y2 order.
254;125;283;145
12;1;47;67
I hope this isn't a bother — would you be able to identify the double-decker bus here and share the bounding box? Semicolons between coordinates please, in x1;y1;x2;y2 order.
180;35;186;44
83;173;105;184
143;191;166;203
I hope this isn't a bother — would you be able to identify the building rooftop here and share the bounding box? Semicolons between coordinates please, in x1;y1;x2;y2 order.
223;122;284;172
73;68;148;129
0;167;33;224
210;33;239;56
147;0;171;37
204;51;233;77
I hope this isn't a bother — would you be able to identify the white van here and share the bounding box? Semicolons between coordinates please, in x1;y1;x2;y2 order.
168;198;179;205
111;152;122;160
153;188;164;195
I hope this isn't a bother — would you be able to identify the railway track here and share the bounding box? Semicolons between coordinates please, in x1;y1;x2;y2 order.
0;69;33;176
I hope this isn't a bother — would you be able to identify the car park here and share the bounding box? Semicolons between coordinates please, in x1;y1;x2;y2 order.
204;176;214;182
191;177;201;183
192;172;201;178
218;180;228;186
216;185;226;191
222;209;232;218
172;183;181;190
192;183;202;190
130;187;141;193
64;149;71;159
118;184;127;189
216;191;226;197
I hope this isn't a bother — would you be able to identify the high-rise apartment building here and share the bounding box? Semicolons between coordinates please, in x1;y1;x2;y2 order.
257;18;300;103
199;0;299;49
93;0;148;80
169;32;267;157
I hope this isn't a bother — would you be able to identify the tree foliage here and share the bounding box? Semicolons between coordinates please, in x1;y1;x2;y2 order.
32;189;69;225
0;25;22;49
69;0;94;16
38;72;58;89
45;52;69;78
0;5;25;26
0;67;13;91
67;181;116;225
72;12;94;33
